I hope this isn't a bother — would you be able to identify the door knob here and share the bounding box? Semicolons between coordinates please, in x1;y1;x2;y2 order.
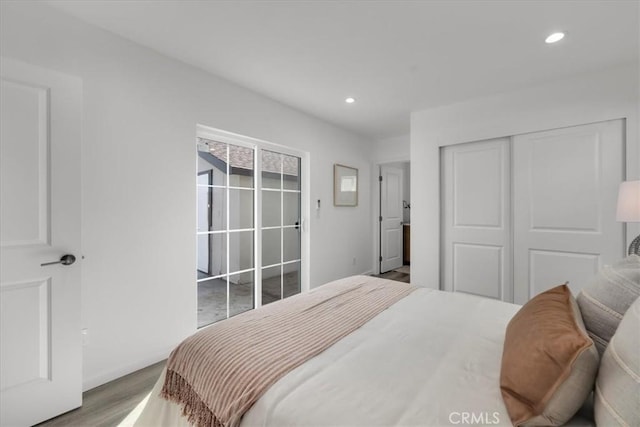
41;254;76;266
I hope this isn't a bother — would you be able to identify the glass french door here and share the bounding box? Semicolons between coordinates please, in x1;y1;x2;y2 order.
260;150;302;305
196;136;302;328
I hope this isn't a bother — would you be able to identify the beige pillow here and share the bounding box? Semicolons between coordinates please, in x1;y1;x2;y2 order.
576;255;640;355
500;284;600;426
594;296;640;426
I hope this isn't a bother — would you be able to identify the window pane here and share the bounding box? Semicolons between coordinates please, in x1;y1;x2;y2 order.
210;188;226;231
283;192;300;226
198;138;228;186
211;167;227;186
262;191;281;227
197;173;209;186
262;266;281;305
198;277;227;328
229;189;253;230
197;186;226;232
283;227;300;262
283;262;301;298
229;145;254;188
229;231;254;273
197;233;226;278
197;185;210;233
262;150;282;189
229;271;254;317
262;228;281;266
283;155;300;191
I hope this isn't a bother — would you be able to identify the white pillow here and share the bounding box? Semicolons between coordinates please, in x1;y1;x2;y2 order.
576;255;640;355
594;296;640;426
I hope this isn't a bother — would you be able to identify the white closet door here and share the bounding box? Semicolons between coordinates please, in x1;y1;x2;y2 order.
442;138;512;301
512;120;625;304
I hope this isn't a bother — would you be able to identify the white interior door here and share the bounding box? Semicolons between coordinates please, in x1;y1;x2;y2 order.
380;165;403;273
1;58;82;426
512;120;625;303
441;138;512;301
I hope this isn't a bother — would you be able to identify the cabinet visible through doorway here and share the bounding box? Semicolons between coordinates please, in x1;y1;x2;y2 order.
403;224;410;265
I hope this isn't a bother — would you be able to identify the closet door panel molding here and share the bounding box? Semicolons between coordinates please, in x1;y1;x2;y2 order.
528;250;600;299
452;243;503;300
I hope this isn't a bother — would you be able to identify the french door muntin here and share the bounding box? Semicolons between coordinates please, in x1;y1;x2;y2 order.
196;126;306;328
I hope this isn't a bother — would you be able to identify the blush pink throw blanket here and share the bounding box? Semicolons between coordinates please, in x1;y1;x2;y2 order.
161;275;415;427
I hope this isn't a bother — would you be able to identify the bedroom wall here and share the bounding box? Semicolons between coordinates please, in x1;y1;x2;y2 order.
372;134;410;163
0;1;374;390
410;63;640;289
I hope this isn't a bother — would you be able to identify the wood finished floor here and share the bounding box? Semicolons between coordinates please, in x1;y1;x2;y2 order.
376;269;410;283
35;360;166;427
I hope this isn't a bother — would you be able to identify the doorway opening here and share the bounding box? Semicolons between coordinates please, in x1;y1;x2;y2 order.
377;161;411;282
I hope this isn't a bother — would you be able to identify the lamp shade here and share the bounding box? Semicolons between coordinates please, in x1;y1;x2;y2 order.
616;180;640;222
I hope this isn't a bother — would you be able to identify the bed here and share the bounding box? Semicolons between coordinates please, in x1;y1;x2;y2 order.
130;275;595;427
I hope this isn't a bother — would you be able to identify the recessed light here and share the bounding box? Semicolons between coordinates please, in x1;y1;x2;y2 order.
345;97;356;104
545;32;565;44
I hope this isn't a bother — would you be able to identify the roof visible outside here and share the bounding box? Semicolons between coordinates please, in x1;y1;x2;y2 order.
198;137;299;177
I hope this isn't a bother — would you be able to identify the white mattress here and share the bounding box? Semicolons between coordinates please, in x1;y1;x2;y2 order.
131;287;594;426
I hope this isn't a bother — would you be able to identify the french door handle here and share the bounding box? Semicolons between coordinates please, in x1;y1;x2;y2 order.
41;254;77;266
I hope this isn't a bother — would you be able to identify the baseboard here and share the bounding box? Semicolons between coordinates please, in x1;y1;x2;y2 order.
360;270;373;276
82;346;173;392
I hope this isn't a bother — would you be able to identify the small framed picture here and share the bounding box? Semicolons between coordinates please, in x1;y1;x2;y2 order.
334;164;358;207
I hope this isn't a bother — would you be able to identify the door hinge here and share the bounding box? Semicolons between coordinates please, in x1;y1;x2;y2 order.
379;256;383;262
379;216;383;222
379;176;383;182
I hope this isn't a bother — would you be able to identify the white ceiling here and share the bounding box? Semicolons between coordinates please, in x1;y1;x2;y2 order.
47;0;639;139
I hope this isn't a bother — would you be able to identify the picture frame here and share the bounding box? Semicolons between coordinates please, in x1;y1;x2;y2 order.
333;164;358;207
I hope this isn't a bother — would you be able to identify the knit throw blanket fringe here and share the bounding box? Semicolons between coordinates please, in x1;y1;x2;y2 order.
160;275;416;427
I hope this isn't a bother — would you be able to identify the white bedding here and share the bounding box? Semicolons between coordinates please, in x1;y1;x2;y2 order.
132;286;595;427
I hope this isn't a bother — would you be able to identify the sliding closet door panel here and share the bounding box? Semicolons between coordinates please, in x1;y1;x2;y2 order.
513;120;625;303
442;138;512;301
